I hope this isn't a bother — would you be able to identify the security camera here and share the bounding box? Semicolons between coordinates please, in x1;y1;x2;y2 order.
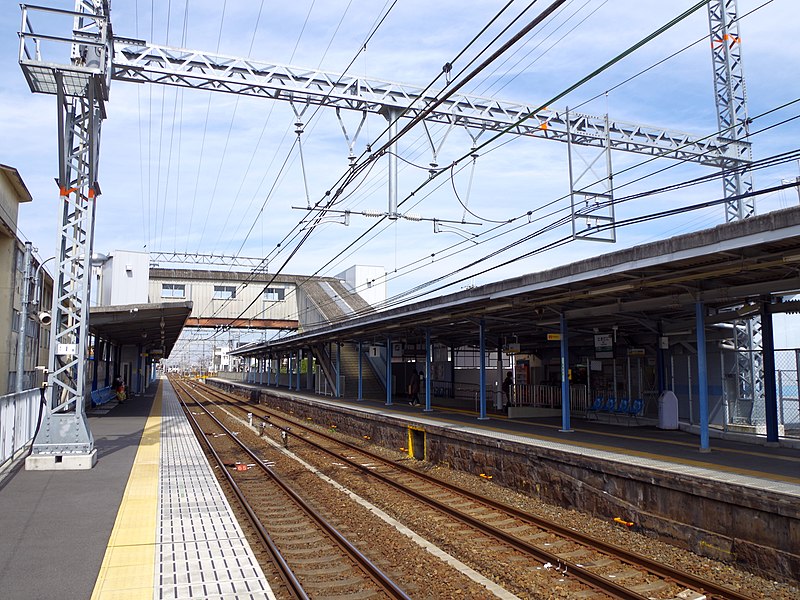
37;311;52;325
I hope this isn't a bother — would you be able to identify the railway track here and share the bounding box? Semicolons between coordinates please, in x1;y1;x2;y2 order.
172;378;410;600
176;377;756;600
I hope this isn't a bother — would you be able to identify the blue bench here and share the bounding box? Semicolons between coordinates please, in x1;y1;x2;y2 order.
586;395;603;419
613;398;630;421
600;395;617;414
627;398;644;423
90;386;116;407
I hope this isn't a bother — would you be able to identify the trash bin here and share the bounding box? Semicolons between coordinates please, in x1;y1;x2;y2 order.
657;390;679;429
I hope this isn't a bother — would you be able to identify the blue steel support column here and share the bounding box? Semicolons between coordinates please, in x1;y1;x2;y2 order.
656;327;666;393
450;345;456;398
478;319;488;420
386;336;393;406
424;328;432;412
307;349;313;390
357;341;363;401
336;342;341;398
136;345;143;396
267;353;272;386
92;338;99;391
296;349;302;391
696;301;710;451
288;353;293;389
761;298;779;443
560;313;573;432
104;343;110;387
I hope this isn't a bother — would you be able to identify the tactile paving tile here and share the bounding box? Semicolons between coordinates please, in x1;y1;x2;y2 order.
156;386;275;599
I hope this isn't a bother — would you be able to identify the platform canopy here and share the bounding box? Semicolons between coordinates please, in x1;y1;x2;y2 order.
231;206;800;355
89;301;193;359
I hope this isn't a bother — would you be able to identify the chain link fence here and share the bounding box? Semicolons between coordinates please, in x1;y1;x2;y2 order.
775;349;800;437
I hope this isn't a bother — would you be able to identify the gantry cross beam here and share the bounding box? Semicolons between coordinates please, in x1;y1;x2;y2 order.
111;39;747;170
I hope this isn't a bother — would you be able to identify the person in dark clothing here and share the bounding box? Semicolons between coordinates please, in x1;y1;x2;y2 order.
502;372;513;408
409;370;421;406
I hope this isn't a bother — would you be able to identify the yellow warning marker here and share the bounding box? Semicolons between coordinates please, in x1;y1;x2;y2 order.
92;384;163;599
613;517;634;527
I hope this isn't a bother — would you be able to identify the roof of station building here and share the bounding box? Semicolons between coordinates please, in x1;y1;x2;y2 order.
89;301;193;359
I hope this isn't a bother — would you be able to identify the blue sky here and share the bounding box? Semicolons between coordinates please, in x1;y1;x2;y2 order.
2;1;799;340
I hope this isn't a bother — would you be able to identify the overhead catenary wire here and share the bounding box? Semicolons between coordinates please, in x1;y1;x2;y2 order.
173;0;364;322
187;1;569;342
188;2;406;323
265;129;800;332
187;0;530;325
197;0;718;342
184;0;792;344
202;0;574;334
255;0;711;287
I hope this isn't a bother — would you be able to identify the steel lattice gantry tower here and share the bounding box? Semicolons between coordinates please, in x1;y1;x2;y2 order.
17;1;759;468
709;0;754;223
19;1;111;467
706;0;764;427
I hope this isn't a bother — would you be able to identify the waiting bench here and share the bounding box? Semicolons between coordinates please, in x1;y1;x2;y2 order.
90;386;116;407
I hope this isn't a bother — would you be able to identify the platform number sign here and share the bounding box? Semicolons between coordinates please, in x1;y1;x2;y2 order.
594;333;614;359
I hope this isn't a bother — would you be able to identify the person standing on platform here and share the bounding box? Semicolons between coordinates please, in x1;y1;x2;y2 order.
502;371;513;410
113;375;126;404
409;370;421;406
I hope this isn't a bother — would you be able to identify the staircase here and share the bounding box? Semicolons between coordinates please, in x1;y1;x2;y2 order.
337;342;385;400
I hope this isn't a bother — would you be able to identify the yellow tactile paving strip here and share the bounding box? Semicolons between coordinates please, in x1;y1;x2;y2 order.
91;383;163;600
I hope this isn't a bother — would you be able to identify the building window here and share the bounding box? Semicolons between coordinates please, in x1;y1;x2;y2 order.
214;285;237;300
161;283;186;298
453;348;510;369
264;287;285;301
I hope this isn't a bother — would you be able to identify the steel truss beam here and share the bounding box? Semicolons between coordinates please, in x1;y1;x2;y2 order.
150;251;268;269
110;40;747;169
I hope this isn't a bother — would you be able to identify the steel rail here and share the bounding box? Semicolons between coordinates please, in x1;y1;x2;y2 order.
190;381;653;599
174;377;412;600
171;380;309;600
196;380;756;600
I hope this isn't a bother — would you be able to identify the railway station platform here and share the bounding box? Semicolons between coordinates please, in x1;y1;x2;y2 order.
1;376;798;599
0;378;274;600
